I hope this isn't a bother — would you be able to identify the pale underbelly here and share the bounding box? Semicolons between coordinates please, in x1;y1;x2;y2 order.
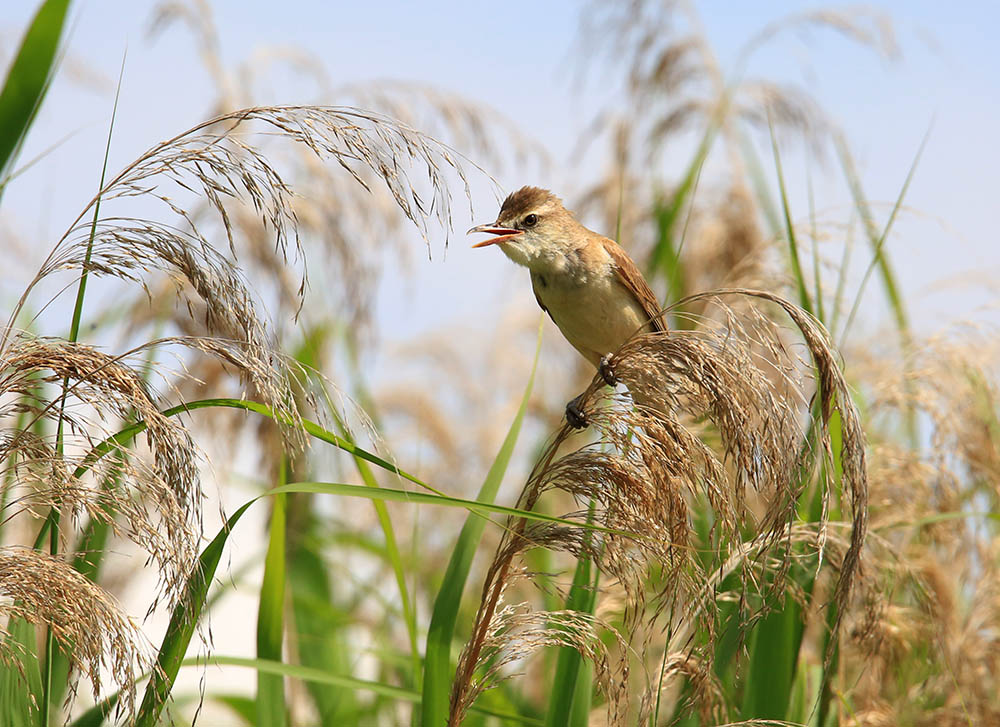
538;278;651;367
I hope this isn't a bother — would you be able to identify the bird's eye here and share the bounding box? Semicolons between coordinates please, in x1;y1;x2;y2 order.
523;213;538;228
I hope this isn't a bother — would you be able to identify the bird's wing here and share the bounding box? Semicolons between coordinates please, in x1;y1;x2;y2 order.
533;287;549;315
603;237;667;333
530;275;554;321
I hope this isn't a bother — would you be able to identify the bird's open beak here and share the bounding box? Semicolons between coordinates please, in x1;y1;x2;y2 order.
467;223;523;248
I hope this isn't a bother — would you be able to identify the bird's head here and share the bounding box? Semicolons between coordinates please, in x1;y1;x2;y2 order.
468;186;577;270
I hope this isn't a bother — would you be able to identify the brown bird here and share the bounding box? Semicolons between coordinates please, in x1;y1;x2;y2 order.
469;186;666;428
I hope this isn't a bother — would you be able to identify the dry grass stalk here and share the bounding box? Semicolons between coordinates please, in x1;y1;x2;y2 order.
1;95;479;723
7;104;475;343
3;100;478;470
841;331;1000;726
462;602;628;725
449;289;867;724
147;0;540;346
0;335;201;603
582;0;896;153
3;105;478;481
0;546;154;720
573;0;901;338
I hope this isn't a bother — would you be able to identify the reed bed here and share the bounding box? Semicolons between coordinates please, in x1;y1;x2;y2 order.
0;2;996;726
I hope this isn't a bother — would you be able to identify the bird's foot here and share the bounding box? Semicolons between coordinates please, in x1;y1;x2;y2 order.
565;394;589;429
598;354;618;387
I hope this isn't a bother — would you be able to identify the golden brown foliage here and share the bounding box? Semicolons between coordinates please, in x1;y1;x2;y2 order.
450;290;868;725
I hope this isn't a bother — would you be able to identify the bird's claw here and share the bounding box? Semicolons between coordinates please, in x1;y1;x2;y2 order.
565;394;589;429
598;354;618;387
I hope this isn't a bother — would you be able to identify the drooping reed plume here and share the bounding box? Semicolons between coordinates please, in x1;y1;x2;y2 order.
1;103;476;722
148;0;538;345
837;331;1000;726
449;289;867;725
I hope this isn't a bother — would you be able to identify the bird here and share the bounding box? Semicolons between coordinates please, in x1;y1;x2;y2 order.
469;186;666;428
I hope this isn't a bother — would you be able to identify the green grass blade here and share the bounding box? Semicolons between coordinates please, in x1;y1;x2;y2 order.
213;694;256;725
545;500;599;727
288;538;358;724
568;656;594;727
648;122;718;290
291;324;421;692
768;116;813;317
42;455;123;719
39;397;624;546
815;601;841;727
337;425;421;691
256;466;288;727
62;467;632;551
829;211;856;335
67;695;117;727
737;129;782;239
74;653;544;727
807;161;826;324
741;408;843;722
836;128;928;447
421;319;542;727
134;499;256;727
0;0;70;194
194;657;545;725
544;548;596;727
66;51;122;346
0;618;42;727
835;128;928;348
739;591;803;720
652;196;688;315
209;656;417;705
269;482;628;532
67;397;430;492
74;399;628;537
43;52;123;724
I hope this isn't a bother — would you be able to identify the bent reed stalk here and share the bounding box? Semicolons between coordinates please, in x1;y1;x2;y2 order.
448;289;867;726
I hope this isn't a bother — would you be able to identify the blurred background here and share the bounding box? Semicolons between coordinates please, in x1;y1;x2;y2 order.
3;0;998;340
1;1;999;725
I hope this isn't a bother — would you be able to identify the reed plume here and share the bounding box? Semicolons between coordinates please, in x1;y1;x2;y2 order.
449;289;867;725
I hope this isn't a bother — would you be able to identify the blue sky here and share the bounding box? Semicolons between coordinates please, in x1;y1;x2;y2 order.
2;0;998;345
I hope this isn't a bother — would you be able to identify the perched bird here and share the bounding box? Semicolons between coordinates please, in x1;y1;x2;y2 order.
469;186;666;427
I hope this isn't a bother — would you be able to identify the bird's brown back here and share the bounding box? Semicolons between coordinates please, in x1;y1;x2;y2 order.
601;236;667;333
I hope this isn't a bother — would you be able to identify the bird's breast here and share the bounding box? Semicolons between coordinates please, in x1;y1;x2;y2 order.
531;269;650;367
